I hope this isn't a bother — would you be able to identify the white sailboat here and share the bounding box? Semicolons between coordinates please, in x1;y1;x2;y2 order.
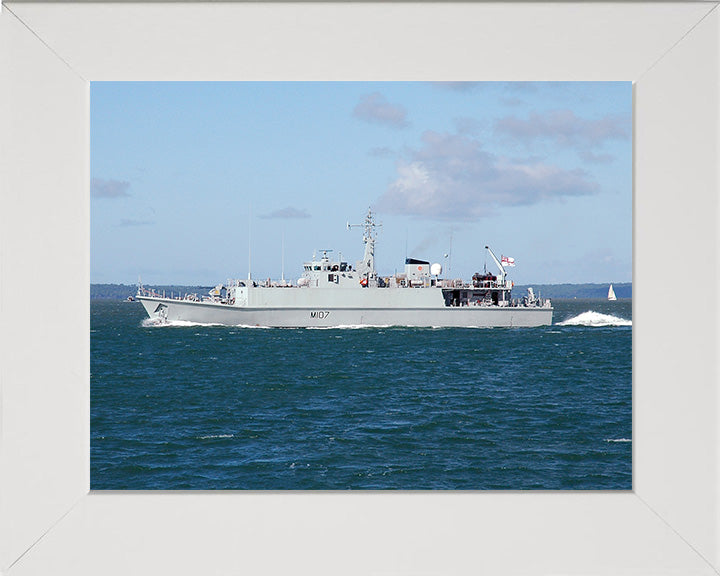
608;284;617;301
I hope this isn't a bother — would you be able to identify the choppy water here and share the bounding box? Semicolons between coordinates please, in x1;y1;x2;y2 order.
91;298;632;490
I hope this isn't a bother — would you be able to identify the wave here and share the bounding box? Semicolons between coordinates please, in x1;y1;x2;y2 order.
198;434;234;440
557;311;632;327
306;324;391;330
605;438;632;443
141;319;390;330
141;318;224;328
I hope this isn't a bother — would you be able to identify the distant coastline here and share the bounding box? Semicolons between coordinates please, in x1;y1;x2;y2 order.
513;283;631;299
91;282;632;300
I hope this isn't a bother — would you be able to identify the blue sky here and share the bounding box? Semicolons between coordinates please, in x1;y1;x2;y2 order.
91;82;631;285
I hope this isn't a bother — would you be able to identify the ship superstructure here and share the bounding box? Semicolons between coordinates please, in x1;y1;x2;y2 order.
137;210;552;327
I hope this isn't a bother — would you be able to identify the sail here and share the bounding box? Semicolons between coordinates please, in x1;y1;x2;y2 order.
608;284;617;301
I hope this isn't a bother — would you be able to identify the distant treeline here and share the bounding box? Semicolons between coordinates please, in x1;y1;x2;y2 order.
513;283;632;299
91;284;211;300
91;282;632;300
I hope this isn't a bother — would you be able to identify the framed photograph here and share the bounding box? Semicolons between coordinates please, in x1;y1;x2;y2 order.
1;2;718;574
90;79;633;493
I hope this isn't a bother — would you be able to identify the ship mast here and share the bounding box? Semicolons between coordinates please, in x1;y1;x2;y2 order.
347;208;381;282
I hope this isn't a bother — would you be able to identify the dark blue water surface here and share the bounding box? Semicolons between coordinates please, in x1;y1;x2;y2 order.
91;299;632;490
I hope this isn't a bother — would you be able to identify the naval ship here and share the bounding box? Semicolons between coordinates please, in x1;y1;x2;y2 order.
137;210;552;327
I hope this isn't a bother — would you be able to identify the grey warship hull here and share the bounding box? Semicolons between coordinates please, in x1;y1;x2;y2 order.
138;295;552;328
138;210;553;328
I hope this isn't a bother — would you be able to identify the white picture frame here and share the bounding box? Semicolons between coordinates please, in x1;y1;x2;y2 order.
1;2;718;574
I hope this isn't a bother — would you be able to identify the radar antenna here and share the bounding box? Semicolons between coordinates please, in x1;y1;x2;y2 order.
347;208;381;240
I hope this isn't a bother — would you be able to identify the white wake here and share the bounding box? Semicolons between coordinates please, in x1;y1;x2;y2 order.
306;324;391;330
141;318;224;328
557;311;632;327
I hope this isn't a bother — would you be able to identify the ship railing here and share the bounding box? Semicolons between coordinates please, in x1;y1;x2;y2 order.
438;279;466;288
137;286;164;299
137;286;206;302
508;296;552;308
224;278;296;288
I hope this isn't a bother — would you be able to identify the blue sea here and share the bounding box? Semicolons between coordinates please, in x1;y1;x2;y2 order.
91;299;632;490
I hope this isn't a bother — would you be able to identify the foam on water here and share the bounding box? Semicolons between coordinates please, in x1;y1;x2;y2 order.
142;319;389;330
605;438;632;443
306;324;391;330
557;311;632;327
142;318;223;328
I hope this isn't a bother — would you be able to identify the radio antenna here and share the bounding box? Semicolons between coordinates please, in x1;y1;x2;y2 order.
281;228;285;283
248;203;252;281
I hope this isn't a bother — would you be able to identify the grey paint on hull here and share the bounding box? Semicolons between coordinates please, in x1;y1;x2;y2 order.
138;297;553;328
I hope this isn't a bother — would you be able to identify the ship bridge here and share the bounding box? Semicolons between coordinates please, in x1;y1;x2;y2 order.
300;250;360;288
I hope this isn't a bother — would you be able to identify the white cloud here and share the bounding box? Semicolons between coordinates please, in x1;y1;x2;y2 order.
494;110;630;163
92;178;130;198
368;146;394;158
260;207;311;219
454;116;483;136
431;82;483;92
376;131;597;221
353;93;409;129
119;218;154;227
